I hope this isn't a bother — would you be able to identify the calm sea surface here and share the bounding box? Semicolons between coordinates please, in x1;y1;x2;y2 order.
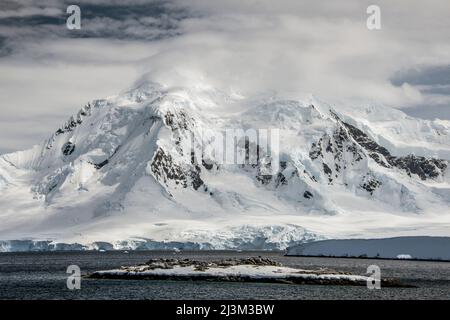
0;251;449;300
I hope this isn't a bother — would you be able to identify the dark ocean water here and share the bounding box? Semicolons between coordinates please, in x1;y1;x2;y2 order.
0;251;449;300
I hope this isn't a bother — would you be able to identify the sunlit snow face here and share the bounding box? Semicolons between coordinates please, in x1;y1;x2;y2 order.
0;0;450;153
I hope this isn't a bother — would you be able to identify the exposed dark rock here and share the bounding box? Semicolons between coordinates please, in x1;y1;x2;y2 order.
360;175;382;195
310;122;367;185
310;115;448;182
323;163;332;176
164;110;191;131
151;148;187;187
391;155;447;180
46;101;104;149
256;174;272;185
309;140;323;160
343;121;448;180
54;102;95;137
94;159;109;169
304;170;317;182
342;122;391;161
303;191;314;199
202;159;214;170
141;257;283;270
255;157;274;185
151;148;204;190
190;166;204;190
275;172;287;187
61;142;75;156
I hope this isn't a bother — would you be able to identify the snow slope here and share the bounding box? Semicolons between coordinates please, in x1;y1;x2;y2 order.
0;81;449;251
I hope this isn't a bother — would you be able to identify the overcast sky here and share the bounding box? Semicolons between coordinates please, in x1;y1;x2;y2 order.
0;0;449;154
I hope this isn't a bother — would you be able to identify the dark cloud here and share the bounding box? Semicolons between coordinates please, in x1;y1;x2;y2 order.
421;85;450;95
391;65;450;87
0;0;186;44
0;15;63;26
390;65;450;119
79;2;177;19
0;36;12;57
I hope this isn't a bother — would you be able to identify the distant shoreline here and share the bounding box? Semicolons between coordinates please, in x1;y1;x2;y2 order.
286;236;450;262
0;250;448;265
1;248;450;263
284;254;450;263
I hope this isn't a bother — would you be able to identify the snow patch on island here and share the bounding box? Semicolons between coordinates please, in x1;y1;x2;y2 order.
88;257;410;287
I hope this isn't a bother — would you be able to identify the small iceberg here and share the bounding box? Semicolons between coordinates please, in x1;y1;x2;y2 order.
396;254;413;260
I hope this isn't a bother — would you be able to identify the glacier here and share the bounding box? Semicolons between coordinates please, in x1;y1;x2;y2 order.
0;80;449;251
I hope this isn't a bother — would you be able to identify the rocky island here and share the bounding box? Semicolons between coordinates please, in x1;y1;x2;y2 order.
88;257;411;287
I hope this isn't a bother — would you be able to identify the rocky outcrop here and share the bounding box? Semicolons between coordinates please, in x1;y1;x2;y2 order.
61;141;75;156
309;114;448;200
150;148;204;190
309;122;367;185
137;257;283;271
342;121;448;180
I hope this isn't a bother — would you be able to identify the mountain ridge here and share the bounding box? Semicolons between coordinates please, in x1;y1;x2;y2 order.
0;81;449;251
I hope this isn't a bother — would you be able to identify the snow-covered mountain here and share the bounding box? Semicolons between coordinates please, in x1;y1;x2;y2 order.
1;81;449;251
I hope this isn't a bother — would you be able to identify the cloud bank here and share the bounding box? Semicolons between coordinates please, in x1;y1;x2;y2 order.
0;0;449;153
